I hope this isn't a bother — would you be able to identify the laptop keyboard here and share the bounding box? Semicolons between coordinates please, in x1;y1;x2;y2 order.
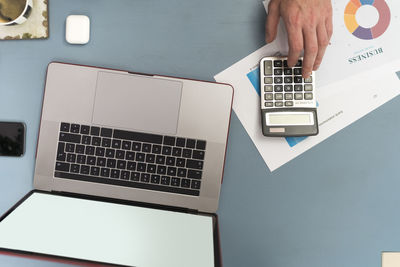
54;122;206;196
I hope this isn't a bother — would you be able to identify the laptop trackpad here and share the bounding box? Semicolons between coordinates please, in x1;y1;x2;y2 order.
92;72;183;135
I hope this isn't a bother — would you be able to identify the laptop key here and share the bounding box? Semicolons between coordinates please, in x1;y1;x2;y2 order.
106;149;115;158
126;151;135;161
80;125;90;135
147;164;156;173
117;160;127;169
151;175;161;184
121;171;130;180
90;126;100;136
177;168;187;177
187;169;202;179
113;129;163;144
176;158;186;167
66;153;76;163
161;176;171;185
136;153;145;162
196;140;206;150
186;159;204;170
112;139;122;149
137;163;146;172
76;155;86;164
192;150;205;160
106;159;116;168
132;142;141;151
95;147;105;157
152;144;161;154
71;124;80;133
191;180;201;189
154;155;165;165
130;172;140;181
101;138;111;147
59;132;81;143
55;162;69;172
166;157;175;166
71;164;80;173
176;138;185;147
90;166;100;176
60;123;70;132
186;139;196;148
86;146;95;155
101;128;112;137
127;161;136;171
97;157;106;167
140;173;150;183
87;156;96;165
181;179;190;188
80;165;90;175
100;168;110;177
57;151;66;162
116;150;125;159
171;177;180;187
145;154;155;163
167;167;177;176
122;141;131;150
172;147;182;157
162;146;172;155
111;169;120;179
76;145;85;154
157;165;166;175
91;137;101;146
142;143;151;153
182;149;192;158
163;136;175;146
82;135;91;145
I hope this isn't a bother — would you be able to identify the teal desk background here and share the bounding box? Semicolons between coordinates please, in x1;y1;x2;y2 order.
1;0;400;266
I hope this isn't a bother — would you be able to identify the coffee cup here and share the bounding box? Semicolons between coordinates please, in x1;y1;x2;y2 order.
0;0;33;26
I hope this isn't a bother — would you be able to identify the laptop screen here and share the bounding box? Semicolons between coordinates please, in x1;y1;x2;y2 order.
0;192;215;267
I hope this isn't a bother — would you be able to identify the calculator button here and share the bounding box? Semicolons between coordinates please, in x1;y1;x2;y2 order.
264;93;273;100
264;77;273;84
304;93;313;100
295;60;302;67
274;85;283;92
285;101;294;107
304;84;313;91
294;85;303;91
274;93;283;100
274;68;283;75
304;76;313;83
264;60;273;75
294;68;302;75
274;60;283;67
294;93;303;100
274;77;283;84
264;85;273;92
294;76;303;83
265;102;273;107
284;85;293;92
284;93;293;100
284;68;292;75
284;77;293;83
275;101;283;107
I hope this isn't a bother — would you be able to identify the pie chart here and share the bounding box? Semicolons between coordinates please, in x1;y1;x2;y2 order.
344;0;391;40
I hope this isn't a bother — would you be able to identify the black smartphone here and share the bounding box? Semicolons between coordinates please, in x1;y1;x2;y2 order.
0;122;25;157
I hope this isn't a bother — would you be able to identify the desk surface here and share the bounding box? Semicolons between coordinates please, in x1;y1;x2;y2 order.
1;0;400;266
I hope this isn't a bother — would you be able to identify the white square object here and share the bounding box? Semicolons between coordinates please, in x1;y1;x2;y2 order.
66;15;90;44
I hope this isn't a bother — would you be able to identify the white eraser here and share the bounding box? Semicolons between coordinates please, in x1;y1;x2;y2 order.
66;15;90;44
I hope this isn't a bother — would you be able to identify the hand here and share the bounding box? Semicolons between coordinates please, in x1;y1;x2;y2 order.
265;0;333;77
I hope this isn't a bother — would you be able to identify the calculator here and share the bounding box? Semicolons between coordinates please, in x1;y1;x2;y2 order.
260;56;319;137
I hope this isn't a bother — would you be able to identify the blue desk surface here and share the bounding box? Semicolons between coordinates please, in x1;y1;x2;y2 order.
1;0;400;266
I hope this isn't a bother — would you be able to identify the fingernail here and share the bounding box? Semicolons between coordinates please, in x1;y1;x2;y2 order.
314;65;320;70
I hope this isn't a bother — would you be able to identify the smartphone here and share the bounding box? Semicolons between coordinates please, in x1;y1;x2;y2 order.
0;122;25;157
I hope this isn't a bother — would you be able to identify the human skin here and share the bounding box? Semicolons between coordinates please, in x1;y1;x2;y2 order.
265;0;333;78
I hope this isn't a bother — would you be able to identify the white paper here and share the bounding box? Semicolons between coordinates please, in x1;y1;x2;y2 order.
215;0;400;171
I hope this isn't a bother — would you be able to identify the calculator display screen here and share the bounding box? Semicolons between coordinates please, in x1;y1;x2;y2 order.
266;112;314;126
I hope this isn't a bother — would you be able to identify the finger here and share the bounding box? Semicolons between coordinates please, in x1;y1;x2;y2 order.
265;0;280;43
285;22;303;67
313;23;329;70
302;26;318;78
325;15;333;41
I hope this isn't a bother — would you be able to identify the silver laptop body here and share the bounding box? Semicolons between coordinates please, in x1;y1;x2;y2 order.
34;62;233;213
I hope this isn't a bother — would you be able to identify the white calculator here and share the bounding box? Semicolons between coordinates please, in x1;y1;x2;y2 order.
260;56;319;137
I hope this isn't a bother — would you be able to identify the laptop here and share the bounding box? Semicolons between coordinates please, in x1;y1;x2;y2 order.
0;62;233;267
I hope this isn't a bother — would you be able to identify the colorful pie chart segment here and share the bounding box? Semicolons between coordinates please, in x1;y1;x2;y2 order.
344;0;391;40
